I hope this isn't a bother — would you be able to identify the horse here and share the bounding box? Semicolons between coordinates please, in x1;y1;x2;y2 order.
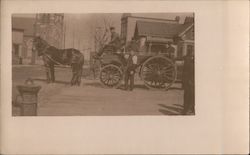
32;36;84;86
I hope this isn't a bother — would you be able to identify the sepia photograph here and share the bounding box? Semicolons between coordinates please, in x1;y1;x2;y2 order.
12;13;195;116
1;0;249;154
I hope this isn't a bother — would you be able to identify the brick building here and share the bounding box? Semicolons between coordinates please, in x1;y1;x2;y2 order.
121;14;194;58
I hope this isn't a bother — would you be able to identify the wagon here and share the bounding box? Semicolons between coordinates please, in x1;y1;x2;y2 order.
94;44;177;90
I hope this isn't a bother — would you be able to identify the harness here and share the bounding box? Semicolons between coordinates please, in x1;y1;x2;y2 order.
43;53;65;66
41;45;65;66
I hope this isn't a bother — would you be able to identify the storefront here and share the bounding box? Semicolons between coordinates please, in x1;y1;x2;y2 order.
12;28;24;64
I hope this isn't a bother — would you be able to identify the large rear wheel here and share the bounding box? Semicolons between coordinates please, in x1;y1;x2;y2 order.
140;56;177;90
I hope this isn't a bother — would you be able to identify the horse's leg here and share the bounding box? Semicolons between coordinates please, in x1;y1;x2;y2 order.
77;66;83;86
92;60;96;79
77;58;84;86
71;63;77;86
50;64;55;83
70;65;74;86
43;56;51;83
45;65;51;83
43;56;50;83
76;65;80;86
75;65;81;86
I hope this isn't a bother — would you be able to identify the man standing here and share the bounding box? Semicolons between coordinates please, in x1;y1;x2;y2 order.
109;27;121;51
127;37;139;52
124;49;138;91
71;50;84;86
164;42;175;58
182;50;195;115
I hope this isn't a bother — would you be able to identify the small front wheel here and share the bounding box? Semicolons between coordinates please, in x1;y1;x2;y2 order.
99;64;123;88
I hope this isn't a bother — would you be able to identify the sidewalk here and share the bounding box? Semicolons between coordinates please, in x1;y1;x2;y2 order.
12;64;90;68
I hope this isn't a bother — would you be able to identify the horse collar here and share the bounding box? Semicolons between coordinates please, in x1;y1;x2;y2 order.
41;45;50;54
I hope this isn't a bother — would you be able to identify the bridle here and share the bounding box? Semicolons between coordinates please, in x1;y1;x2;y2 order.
33;37;50;55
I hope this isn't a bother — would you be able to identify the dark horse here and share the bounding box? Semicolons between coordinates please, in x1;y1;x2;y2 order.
33;36;84;86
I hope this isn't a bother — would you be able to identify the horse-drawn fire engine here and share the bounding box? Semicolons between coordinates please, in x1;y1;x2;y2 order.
94;41;178;90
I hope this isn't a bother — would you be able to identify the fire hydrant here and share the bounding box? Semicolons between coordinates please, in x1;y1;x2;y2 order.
16;78;41;116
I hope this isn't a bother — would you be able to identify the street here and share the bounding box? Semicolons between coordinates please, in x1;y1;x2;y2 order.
12;65;184;116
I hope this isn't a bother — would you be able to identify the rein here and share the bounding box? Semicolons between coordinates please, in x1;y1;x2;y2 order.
40;45;66;66
36;38;76;67
43;53;65;66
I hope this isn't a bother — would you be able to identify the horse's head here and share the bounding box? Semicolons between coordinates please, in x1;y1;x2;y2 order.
32;36;48;56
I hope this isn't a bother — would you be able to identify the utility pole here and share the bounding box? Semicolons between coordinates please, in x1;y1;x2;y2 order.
73;30;75;48
31;14;38;64
63;14;66;49
78;36;80;50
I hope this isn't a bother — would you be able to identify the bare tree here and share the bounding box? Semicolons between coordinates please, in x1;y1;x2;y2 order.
92;16;114;53
89;16;114;79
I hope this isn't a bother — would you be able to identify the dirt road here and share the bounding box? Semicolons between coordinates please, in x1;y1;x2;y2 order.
12;65;184;116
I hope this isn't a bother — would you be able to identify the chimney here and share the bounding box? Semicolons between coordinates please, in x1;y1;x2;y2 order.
175;16;180;23
122;13;132;20
184;17;194;24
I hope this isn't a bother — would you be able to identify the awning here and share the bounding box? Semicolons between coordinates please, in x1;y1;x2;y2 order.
146;36;173;43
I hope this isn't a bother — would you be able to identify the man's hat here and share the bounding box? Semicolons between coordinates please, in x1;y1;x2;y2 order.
110;26;115;30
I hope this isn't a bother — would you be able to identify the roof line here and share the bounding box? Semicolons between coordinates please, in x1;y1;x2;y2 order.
12;28;24;31
127;16;177;22
24;34;34;37
178;23;194;37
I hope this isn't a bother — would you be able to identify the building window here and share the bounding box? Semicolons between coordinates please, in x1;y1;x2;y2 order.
192;28;194;39
13;43;19;56
177;46;183;58
187;44;194;55
151;44;165;54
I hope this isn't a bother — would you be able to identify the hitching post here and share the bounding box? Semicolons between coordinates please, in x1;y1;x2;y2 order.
16;78;41;116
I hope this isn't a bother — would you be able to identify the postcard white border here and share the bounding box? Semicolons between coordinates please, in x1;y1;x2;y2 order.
1;0;249;154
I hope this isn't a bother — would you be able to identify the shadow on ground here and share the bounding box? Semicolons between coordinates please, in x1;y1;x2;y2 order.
158;103;183;115
84;81;150;90
33;78;70;85
84;81;104;88
168;87;183;90
117;84;149;90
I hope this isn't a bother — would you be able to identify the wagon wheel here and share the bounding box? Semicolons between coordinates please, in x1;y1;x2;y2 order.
140;56;177;90
99;64;123;88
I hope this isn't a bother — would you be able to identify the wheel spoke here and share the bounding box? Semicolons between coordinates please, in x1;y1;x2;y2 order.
101;73;108;81
103;77;109;84
162;72;174;76
100;65;122;88
162;65;173;70
141;56;176;90
111;78;117;85
106;79;111;85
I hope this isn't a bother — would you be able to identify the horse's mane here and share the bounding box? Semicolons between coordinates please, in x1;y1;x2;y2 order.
36;36;49;46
